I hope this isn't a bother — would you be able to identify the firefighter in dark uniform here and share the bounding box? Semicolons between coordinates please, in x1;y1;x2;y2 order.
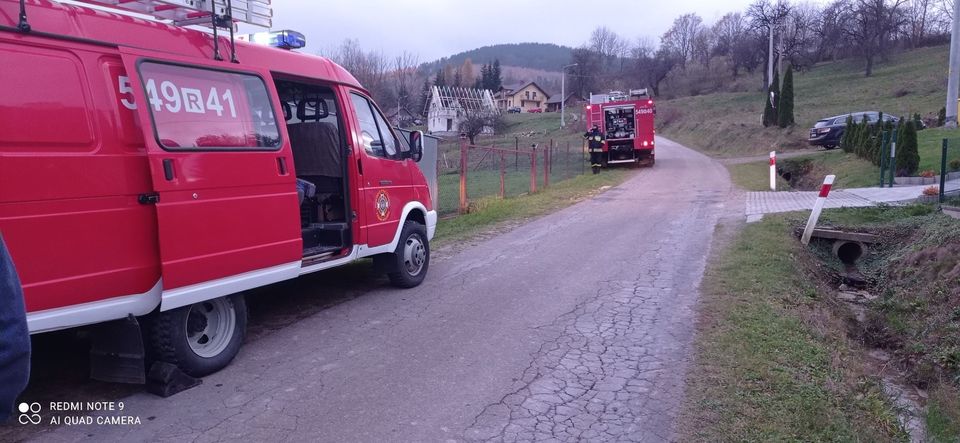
584;125;604;174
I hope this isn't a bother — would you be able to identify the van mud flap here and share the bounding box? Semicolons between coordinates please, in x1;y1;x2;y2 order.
89;315;146;384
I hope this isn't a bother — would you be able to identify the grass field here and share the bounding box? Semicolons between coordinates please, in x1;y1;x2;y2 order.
428;111;633;243
687;205;960;441
659;44;951;158
434;112;593;215
727;126;960;190
684;215;907;441
433;169;631;245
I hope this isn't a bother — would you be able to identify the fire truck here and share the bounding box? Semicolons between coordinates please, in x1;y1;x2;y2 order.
585;89;656;167
0;0;437;385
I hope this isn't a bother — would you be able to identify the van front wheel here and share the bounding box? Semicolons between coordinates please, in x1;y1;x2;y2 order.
149;294;247;377
387;221;430;288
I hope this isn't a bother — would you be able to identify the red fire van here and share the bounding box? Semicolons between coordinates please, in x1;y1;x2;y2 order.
0;0;437;380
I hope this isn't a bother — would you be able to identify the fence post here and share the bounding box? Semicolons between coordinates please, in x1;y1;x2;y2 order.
499;151;506;198
544;145;550;188
888;129;897;188
459;135;468;214
515;137;519;171
941;138;949;205
550;139;555;172
879;131;889;187
530;145;538;194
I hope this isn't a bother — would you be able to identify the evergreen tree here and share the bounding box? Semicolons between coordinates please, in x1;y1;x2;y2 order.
492;59;502;90
418;77;432;116
840;115;855;153
434;69;446;88
762;70;779;127
479;63;491;89
777;66;795;128
453;70;462;87
854;116;869;157
896;120;920;175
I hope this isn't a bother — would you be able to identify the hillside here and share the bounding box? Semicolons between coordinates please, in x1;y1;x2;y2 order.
421;43;573;73
658;44;950;158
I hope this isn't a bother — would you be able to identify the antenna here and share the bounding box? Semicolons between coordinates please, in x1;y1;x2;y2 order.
18;0;30;32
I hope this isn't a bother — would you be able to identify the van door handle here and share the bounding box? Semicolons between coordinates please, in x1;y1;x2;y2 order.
162;159;175;181
277;157;288;175
379;180;393;186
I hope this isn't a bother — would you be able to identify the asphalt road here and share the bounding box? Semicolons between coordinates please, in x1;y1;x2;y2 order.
3;137;734;442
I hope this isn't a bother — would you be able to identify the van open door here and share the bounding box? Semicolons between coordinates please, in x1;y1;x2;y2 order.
119;48;301;310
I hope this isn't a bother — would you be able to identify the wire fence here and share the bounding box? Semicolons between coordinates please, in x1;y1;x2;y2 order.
435;137;590;215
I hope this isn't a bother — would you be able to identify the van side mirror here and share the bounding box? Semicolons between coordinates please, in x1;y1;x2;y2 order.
408;130;424;162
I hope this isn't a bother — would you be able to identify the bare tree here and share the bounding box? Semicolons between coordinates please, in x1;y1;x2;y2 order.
569;46;601;97
813;0;852;62
589;26;629;72
841;0;908;76
393;51;420;121
905;0;933;46
747;0;792;84
660;13;706;68
713;12;747;57
326;39;393;105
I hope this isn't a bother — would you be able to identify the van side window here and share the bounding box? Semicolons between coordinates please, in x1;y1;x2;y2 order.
136;62;281;150
349;93;399;160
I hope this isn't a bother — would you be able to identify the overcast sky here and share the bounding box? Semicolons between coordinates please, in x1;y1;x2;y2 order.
241;0;768;61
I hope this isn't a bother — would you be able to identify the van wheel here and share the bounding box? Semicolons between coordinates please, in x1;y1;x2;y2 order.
149;294;247;377
388;221;430;288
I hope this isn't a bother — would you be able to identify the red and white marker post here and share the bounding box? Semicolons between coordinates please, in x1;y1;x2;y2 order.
801;174;836;245
769;151;776;191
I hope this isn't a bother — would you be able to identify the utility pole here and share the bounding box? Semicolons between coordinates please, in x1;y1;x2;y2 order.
561;63;577;128
946;0;960;128
767;25;775;87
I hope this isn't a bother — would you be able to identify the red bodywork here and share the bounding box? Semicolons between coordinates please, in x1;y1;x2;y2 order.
585;93;656;165
0;0;434;331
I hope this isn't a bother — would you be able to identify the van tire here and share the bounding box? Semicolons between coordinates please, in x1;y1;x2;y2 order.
387;221;430;288
149;294;247;377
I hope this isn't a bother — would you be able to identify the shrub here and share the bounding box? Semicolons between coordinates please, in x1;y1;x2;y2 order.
920;170;937;178
923;186;939;196
896;120;920;176
840;115;855;153
938;107;946;127
949;159;960;171
778;66;795;128
762;71;779;127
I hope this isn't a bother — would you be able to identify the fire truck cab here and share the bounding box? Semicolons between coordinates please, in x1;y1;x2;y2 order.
585;89;656;167
0;0;436;380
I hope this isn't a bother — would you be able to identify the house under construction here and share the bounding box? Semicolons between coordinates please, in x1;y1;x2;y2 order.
425;86;499;135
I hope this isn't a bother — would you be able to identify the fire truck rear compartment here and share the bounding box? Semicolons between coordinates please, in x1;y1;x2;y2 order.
604;106;635;140
276;80;351;258
606;140;637;164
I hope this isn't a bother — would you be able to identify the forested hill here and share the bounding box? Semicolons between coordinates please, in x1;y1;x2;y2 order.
422;43;574;73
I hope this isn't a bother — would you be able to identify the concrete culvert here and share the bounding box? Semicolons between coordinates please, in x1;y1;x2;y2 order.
833;241;864;264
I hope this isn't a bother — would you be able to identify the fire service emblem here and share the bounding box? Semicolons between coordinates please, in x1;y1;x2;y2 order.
375;190;390;221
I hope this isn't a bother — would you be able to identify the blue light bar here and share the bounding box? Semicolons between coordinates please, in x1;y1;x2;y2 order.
248;30;306;50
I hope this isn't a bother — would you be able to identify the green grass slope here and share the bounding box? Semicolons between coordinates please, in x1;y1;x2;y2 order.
659;45;950;158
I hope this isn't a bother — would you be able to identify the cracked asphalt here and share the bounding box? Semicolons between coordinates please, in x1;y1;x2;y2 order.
3;136;734;442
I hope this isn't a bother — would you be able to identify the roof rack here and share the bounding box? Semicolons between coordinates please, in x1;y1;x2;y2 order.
72;0;272;28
